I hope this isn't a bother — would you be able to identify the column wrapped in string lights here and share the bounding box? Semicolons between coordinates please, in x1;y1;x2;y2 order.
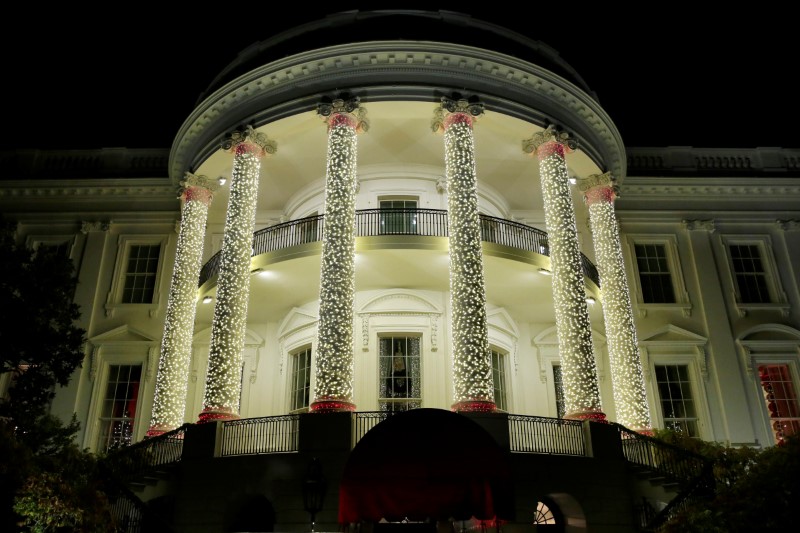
309;97;368;413
198;126;276;423
433;96;495;413
579;172;651;433
147;173;218;437
523;126;605;422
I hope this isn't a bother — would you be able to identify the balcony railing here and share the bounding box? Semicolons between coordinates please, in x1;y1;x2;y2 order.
508;414;586;456
198;209;601;288
103;423;189;483
220;414;300;457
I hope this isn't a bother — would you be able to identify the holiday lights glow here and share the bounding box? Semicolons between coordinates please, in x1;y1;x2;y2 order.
523;126;605;421
434;97;495;413
310;98;368;413
580;172;651;432
147;173;218;437
199;127;276;423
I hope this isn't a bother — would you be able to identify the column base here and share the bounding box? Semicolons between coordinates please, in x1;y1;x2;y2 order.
631;427;655;437
451;400;497;413
197;406;240;424
309;399;356;413
145;425;172;438
565;409;607;423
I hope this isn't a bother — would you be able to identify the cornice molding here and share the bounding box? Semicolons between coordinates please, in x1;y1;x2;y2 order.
171;41;625;188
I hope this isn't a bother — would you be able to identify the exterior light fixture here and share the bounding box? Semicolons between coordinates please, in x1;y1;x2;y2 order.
302;458;326;532
202;296;213;304
217;176;227;186
538;268;552;276
586;296;596;304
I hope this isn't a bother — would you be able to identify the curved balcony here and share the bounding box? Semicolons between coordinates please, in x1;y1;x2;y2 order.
198;208;600;289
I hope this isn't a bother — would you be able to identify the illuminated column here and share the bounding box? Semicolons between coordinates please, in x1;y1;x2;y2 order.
433;97;495;413
309;97;368;413
578;172;651;432
198;126;277;423
147;173;218;437
523;126;605;422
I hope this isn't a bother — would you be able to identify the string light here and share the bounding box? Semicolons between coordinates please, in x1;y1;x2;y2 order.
434;97;495;413
199;127;277;423
523;127;605;422
580;173;651;432
310;98;368;413
147;173;217;437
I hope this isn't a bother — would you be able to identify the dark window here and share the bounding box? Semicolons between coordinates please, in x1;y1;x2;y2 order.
98;364;142;452
122;244;160;304
491;349;507;411
290;347;312;412
655;365;698;436
729;244;771;303
634;244;675;303
379;200;417;234
379;336;421;412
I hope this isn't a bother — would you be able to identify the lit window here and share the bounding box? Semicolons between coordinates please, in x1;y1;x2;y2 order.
758;364;800;446
122;244;161;304
491;348;508;411
553;364;565;419
655;365;698;436
634;244;675;303
97;364;142;453
379;336;421;412
729;244;770;303
290;347;312;412
533;501;557;525
379;199;417;235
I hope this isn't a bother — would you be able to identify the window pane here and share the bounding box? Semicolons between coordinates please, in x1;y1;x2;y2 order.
655;364;698;437
759;364;800;445
290;347;312;412
379;200;418;235
122;244;161;304
97;364;142;452
379;336;421;412
634;244;675;303
729;244;770;303
491;349;507;411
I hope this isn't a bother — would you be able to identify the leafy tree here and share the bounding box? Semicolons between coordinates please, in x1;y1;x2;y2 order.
656;429;800;532
0;215;86;451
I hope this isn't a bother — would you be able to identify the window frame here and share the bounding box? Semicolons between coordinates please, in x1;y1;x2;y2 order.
288;345;313;413
719;235;788;316
755;361;800;446
625;235;692;317
105;234;169;317
95;363;144;453
378;196;419;235
652;363;700;437
490;347;509;412
643;353;709;439
377;334;422;412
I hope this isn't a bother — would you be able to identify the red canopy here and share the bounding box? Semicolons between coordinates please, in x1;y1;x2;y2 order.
338;408;513;524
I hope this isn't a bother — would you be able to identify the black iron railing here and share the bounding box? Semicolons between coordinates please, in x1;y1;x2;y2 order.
198;209;601;288
615;424;715;532
103;423;189;483
220;414;300;456
508;414;586;456
353;411;400;446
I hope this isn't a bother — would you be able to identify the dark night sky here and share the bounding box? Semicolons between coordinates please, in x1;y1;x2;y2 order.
1;4;795;151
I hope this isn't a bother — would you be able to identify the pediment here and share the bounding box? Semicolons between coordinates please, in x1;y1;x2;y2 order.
639;324;706;345
90;325;156;345
278;307;319;338
358;290;442;315
739;324;800;343
486;308;519;338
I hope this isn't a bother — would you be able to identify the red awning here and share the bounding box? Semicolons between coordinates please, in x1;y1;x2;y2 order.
338;408;513;524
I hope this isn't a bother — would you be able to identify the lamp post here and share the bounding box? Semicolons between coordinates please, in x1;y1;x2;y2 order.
302;458;327;532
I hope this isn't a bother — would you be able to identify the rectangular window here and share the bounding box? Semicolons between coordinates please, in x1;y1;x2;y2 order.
758;364;800;445
491;349;508;411
290;347;312;412
122;244;161;304
553;364;565;419
36;241;72;258
379;199;418;235
634;244;676;303
379;336;421;412
655;365;698;436
97;364;142;453
729;244;771;303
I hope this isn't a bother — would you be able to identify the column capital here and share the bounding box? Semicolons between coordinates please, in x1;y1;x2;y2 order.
180;172;219;205
683;219;716;233
221;125;277;157
431;95;484;132
318;96;369;132
522;124;577;156
577;172;619;205
80;220;110;234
